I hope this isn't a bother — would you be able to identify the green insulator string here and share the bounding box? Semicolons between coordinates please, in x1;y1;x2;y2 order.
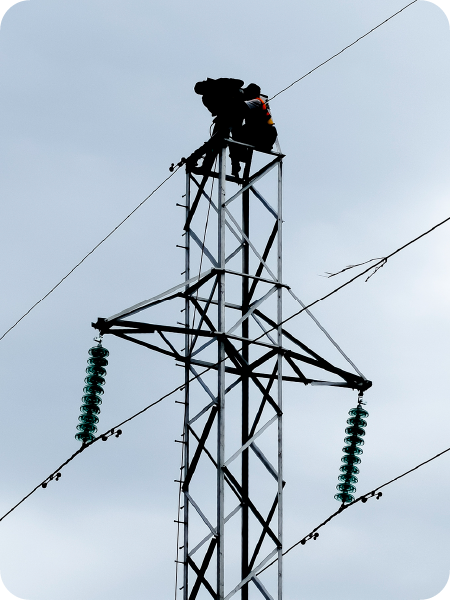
335;393;369;504
75;339;109;445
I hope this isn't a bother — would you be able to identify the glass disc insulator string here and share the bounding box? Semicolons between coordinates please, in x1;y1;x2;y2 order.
335;402;369;504
75;342;109;444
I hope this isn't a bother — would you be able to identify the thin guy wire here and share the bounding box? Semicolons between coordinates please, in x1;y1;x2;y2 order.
0;167;181;343
269;0;418;102
256;444;450;576
2;211;449;523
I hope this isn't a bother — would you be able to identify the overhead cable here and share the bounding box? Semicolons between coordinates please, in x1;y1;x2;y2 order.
269;0;418;102
3;382;450;559
0;166;182;343
249;213;450;346
256;443;450;576
326;214;450;281
2;211;450;522
0;0;419;345
0;385;185;523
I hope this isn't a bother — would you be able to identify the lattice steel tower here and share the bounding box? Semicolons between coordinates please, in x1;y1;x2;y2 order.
94;131;370;600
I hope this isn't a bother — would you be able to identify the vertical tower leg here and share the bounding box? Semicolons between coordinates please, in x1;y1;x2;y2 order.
217;143;227;600
277;160;283;600
241;154;252;600
183;172;191;600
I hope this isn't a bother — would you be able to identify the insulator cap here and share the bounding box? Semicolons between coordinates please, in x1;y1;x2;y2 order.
347;416;367;428
88;356;108;368
341;454;361;465
81;394;102;406
77;422;97;434
336;482;356;494
80;404;101;415
340;464;360;475
75;432;96;443
86;365;107;377
89;345;110;358
345;425;365;437
334;492;354;504
344;435;364;447
342;445;363;456
338;474;358;484
348;406;369;419
78;413;99;425
83;384;104;396
84;374;105;387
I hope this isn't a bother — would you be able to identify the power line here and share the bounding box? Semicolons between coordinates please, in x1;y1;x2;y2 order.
0;166;182;343
326;214;450;281
4;366;450;562
248;213;450;347
2;10;448;517
269;0;419;102
0;0;422;349
3;210;450;523
0;0;419;345
0;394;175;522
256;443;450;576
0;360;215;524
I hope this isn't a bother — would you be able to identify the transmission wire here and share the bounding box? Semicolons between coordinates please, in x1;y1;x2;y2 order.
0;166;182;343
0;0;420;345
248;213;450;349
0;0;434;540
2;209;449;523
256;443;450;576
269;0;419;102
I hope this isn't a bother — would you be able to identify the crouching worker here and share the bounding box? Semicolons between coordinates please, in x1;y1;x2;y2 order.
186;77;245;174
232;83;278;176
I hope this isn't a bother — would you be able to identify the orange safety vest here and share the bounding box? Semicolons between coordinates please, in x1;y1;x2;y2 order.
256;97;275;125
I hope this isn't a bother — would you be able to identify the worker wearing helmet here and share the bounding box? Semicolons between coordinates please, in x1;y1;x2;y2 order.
231;83;278;176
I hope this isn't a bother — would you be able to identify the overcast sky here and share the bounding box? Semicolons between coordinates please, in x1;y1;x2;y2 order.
1;1;450;599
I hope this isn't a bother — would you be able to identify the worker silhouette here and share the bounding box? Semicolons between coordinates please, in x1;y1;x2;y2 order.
233;83;278;175
192;78;278;177
194;77;244;129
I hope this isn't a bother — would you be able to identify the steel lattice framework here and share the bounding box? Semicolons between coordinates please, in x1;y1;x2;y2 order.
94;134;371;600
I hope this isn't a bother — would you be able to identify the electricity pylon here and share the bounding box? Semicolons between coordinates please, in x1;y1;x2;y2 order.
93;133;371;600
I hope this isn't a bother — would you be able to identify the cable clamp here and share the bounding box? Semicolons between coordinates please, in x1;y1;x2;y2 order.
41;472;62;489
170;158;186;172
101;428;122;442
300;532;319;545
361;491;382;503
